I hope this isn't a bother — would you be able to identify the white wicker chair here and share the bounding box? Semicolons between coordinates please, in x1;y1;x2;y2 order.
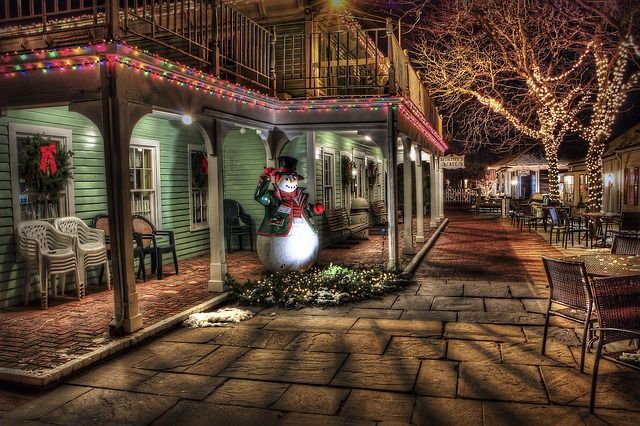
54;217;111;292
16;220;81;309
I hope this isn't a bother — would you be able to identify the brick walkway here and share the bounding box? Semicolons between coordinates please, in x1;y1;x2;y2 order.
3;211;640;424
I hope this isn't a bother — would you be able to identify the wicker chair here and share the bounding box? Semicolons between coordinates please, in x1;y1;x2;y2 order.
132;215;178;280
588;275;640;412
541;257;596;372
54;217;111;291
16;220;81;309
610;235;640;256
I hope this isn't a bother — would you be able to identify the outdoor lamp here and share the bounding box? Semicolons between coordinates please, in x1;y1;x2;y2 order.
181;114;192;125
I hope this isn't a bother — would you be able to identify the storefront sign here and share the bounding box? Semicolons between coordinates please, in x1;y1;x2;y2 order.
441;155;465;169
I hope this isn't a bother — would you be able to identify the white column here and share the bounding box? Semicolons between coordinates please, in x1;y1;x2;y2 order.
415;148;425;242
306;131;316;202
438;159;445;219
402;138;415;255
430;154;438;227
208;120;227;292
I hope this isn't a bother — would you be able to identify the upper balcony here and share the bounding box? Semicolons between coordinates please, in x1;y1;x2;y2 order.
0;1;443;138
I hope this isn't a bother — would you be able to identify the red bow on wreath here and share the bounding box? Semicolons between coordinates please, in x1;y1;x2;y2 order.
39;143;58;175
200;156;208;176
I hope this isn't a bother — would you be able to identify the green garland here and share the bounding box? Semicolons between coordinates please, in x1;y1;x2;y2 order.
366;159;379;185
18;135;73;202
228;264;412;308
191;150;208;189
341;156;353;186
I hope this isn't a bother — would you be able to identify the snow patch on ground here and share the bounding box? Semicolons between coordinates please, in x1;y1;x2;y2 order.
183;308;254;328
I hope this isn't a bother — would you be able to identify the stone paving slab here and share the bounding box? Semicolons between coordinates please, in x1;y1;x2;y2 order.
399;310;457;321
444;323;526;342
264;316;358;333
390;295;434;310
463;282;511;298
541;366;640;410
457;311;545;325
132;371;224;400
206;379;290;407
414;359;458;398
66;364;156;391
431;297;485;312
154;400;283;426
484;298;525;312
280;412;375;426
272;384;350;415
446;339;501;363
458;362;548;404
46;388;177;426
183;346;249;376
349;319;442;337
508;283;549;299
1;385;91;422
339;389;415;422
412;396;482;426
417;281;463;297
345;308;402;319
500;342;577;367
220;349;348;385
331;354;421;391
164;326;274;347
385;337;446;359
133;341;216;371
351;295;399;309
285;332;390;354
482;401;584;426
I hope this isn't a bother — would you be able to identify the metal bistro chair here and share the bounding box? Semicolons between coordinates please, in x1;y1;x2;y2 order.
548;208;568;246
610;235;640;256
588;275;640;413
17;220;81;309
610;212;640;239
563;210;591;249
132;215;179;280
541;257;596;372
55;217;111;292
223;199;254;251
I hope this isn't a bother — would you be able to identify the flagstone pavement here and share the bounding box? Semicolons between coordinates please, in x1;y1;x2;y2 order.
2;210;640;425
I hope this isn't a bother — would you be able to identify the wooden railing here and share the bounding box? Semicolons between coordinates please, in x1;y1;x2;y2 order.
0;0;276;94
445;188;477;205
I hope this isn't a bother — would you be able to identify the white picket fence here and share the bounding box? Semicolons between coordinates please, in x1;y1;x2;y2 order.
445;188;477;205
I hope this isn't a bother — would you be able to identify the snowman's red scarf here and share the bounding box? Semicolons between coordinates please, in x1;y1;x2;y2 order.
274;187;305;218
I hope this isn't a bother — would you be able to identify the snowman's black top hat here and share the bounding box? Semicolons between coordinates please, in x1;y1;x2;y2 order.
276;156;304;180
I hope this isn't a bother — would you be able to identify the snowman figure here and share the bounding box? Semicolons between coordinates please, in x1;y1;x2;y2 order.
255;156;325;271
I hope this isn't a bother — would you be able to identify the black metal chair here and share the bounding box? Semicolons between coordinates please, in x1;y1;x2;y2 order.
132;215;178;280
588;275;640;412
541;257;596;372
548;208;568;245
563;211;590;249
610;235;640;256
223;199;254;251
609;212;640;239
92;214;150;282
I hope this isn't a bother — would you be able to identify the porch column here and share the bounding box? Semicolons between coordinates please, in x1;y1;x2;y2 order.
438;158;445;220
430;154;439;227
207;119;228;292
306;131;317;202
100;64;149;336
385;114;399;271
437;157;444;221
415;148;425;243
402;138;415;255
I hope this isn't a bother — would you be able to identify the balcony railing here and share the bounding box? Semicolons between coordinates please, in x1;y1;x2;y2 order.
0;0;275;94
276;18;443;137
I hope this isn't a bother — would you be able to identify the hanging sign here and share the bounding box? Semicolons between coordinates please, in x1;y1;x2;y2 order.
441;154;465;169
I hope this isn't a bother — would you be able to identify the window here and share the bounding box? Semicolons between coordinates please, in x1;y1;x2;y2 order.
9;123;74;226
189;145;208;230
624;167;638;206
563;175;574;203
129;139;160;225
579;174;589;202
322;148;336;209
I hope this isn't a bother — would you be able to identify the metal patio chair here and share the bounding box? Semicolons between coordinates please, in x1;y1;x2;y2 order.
132;215;179;280
588;275;640;412
17;220;81;309
541;256;596;372
223;199;254;251
55;216;111;291
610;235;640;256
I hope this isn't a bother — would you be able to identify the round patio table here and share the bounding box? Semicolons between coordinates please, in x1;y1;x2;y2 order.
562;254;640;277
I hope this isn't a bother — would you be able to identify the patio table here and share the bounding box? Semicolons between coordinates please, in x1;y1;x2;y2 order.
562;254;640;277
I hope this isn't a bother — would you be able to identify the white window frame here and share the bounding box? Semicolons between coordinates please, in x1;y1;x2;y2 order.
9;123;75;229
129;138;162;227
188;144;209;231
321;147;336;209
